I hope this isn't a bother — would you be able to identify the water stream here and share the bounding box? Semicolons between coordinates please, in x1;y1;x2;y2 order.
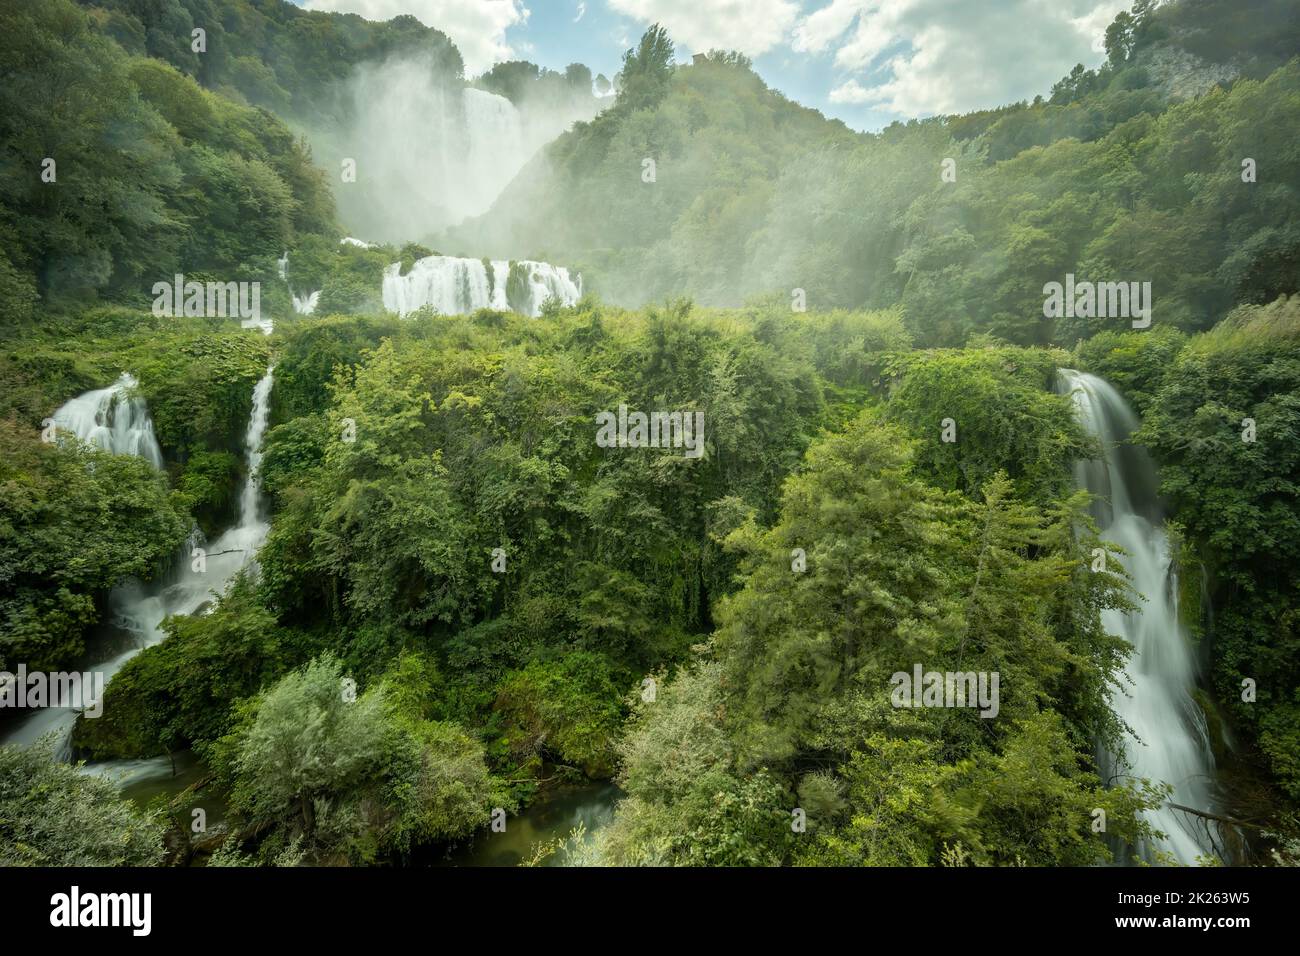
434;782;621;867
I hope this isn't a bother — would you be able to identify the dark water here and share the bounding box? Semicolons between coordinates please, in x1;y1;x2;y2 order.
106;750;620;867
112;750;229;835
435;782;622;867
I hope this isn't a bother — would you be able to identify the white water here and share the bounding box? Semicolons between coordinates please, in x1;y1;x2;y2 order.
277;250;320;318
1;369;277;765
51;373;164;469
292;290;320;315
461;88;528;217
1059;369;1217;864
322;54;601;242
382;256;581;317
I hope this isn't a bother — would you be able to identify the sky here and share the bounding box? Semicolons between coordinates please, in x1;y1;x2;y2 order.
297;0;1134;131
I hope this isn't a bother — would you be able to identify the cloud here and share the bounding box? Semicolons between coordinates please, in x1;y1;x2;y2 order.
301;0;529;75
575;1;587;22
827;78;873;103
794;0;1130;116
608;0;800;57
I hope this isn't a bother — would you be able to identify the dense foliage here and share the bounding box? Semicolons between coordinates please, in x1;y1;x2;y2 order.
0;0;337;319
1;0;1297;869
0;744;164;866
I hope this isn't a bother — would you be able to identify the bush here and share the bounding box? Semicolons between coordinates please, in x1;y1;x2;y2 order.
0;743;164;866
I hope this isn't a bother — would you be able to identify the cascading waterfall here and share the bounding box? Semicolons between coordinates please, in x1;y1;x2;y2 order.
50;373;164;469
382;255;581;318
1059;369;1218;864
0;368;277;771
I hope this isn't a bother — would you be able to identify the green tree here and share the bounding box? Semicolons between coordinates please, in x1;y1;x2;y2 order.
0;743;164;866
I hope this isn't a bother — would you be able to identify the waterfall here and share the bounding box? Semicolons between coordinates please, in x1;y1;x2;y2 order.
322;52;602;242
1;369;277;762
1059;369;1218;864
277;250;320;319
51;373;164;469
292;290;320;315
461;88;527;216
382;256;581;318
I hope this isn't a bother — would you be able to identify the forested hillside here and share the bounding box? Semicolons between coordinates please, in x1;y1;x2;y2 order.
1;0;1297;872
459;1;1300;346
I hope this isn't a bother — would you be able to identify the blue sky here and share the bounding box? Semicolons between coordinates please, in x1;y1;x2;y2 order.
298;0;1132;132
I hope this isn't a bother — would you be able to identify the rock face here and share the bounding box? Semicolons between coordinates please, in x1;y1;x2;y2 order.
1138;45;1239;100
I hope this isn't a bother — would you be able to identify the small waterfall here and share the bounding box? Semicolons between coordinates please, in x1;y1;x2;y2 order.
382;256;581;317
277;250;319;319
292;290;321;315
51;373;164;469
1;369;277;762
1059;369;1218;864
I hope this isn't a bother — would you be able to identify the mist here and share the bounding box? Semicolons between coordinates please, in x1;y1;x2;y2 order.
305;52;605;246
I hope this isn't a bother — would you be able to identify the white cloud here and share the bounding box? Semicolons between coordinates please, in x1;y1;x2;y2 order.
793;0;871;57
608;0;800;57
575;1;587;23
301;0;529;75
828;78;873;103
794;0;1131;117
1071;1;1131;54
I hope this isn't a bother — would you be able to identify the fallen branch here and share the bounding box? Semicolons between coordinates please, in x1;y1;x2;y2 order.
1167;802;1265;831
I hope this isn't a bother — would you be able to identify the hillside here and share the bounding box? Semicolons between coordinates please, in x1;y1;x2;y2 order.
1;0;1298;877
454;1;1300;347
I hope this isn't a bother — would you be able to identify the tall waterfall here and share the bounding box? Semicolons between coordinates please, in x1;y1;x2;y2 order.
51;373;164;469
1059;369;1217;864
462;88;527;217
1;369;277;762
322;51;602;242
382;256;581;318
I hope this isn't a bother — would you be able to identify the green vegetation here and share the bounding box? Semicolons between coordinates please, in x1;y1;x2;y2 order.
1;0;1297;869
0;0;337;320
593;415;1154;866
0;744;164;866
460;3;1299;348
206;654;493;864
0;421;188;673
